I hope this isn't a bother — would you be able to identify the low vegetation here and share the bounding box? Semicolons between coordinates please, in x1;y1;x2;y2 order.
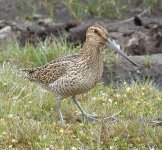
0;39;80;67
14;0;162;20
0;40;162;149
60;0;161;19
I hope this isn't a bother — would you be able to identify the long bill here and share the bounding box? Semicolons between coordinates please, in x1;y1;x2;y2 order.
107;38;138;67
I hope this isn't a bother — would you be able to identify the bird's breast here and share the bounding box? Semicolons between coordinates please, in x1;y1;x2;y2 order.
48;59;103;98
77;60;103;87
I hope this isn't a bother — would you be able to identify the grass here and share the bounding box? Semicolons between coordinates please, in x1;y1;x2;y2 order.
0;40;162;149
63;0;128;19
3;0;161;21
144;55;152;68
0;39;80;68
62;0;161;19
0;39;117;68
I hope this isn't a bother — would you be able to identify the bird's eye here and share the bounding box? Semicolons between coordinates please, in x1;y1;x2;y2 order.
93;29;98;33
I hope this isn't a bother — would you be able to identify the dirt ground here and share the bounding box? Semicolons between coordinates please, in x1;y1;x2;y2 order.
0;0;73;21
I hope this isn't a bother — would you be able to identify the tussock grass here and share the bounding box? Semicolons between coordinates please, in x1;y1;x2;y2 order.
63;0;161;19
63;0;128;19
10;0;161;20
0;39;80;68
0;40;162;149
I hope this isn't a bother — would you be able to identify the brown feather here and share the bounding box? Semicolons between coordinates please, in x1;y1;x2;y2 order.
21;24;108;98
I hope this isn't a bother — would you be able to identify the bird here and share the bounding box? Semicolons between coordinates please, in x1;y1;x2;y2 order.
22;24;137;123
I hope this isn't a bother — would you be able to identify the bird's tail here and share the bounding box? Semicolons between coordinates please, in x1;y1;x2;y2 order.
20;68;36;81
20;68;35;73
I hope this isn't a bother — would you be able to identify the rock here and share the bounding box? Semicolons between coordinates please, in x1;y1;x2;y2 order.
2;19;81;45
102;54;162;90
0;26;16;42
32;14;44;20
67;19;162;55
125;22;162;55
37;18;53;25
0;17;161;56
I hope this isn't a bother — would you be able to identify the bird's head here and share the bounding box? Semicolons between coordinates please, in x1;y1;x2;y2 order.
85;24;138;66
86;24;108;46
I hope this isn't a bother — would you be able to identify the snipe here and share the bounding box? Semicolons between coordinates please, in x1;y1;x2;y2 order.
22;24;137;123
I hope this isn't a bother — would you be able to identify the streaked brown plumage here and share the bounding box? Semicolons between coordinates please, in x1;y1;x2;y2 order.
22;24;136;123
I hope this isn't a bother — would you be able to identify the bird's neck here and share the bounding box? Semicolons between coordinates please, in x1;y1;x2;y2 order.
79;40;103;66
80;41;102;58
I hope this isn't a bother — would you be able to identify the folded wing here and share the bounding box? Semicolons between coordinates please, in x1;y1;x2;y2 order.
21;53;80;84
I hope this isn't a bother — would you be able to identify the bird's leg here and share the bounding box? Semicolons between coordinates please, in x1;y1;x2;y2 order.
72;96;98;122
55;97;64;124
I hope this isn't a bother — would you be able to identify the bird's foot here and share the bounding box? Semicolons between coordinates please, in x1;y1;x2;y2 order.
82;113;98;122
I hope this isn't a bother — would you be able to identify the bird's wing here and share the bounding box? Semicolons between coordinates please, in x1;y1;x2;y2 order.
21;53;80;84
